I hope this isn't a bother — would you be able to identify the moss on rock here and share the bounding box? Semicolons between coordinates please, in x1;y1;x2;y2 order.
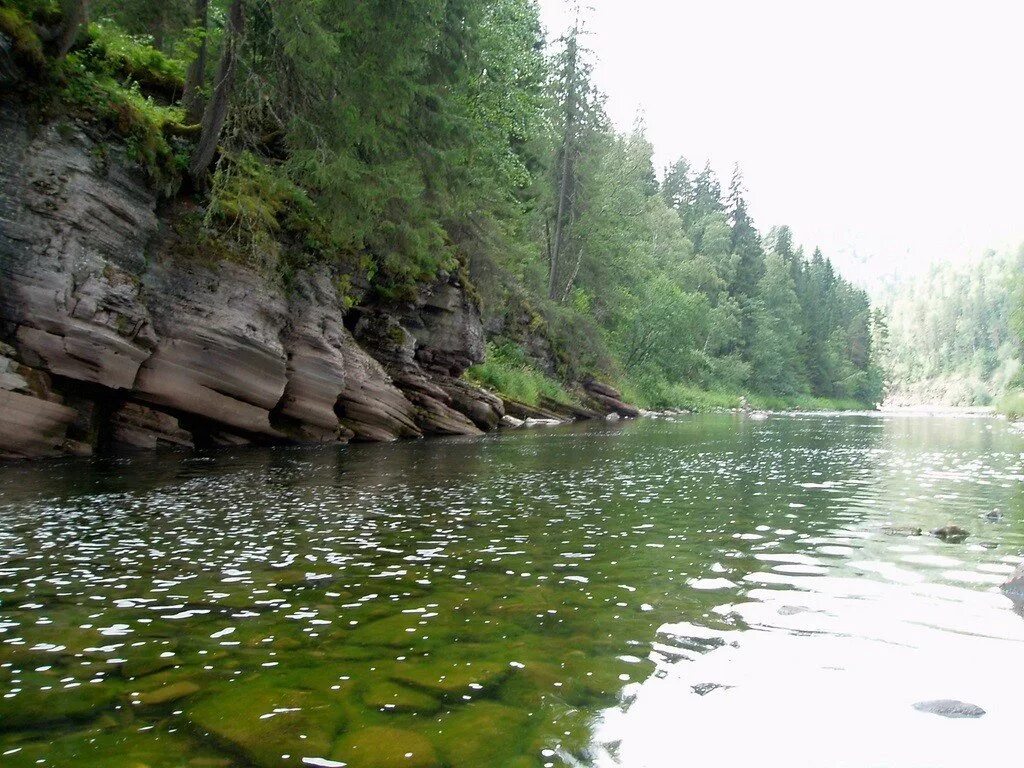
330;726;441;768
433;701;531;768
360;680;440;715
389;658;509;700
186;676;346;767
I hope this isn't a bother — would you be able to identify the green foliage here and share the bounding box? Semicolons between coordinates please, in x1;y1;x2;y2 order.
997;391;1024;421
56;48;187;193
0;6;46;71
9;0;884;411
85;21;186;93
467;343;575;407
881;249;1022;405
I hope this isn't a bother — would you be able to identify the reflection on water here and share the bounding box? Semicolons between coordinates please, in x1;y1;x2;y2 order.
0;414;1021;767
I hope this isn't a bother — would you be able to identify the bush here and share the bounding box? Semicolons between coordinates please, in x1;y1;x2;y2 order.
997;391;1024;420
57;47;187;193
86;22;186;96
467;343;575;407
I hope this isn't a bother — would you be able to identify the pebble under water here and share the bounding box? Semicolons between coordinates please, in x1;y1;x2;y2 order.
0;413;1022;767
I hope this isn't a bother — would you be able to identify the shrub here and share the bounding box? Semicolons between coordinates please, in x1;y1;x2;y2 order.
467;343;575;407
997;391;1024;420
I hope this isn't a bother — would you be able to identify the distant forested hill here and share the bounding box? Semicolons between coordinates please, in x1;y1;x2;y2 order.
877;248;1023;406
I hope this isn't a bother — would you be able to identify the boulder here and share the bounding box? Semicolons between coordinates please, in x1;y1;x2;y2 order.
912;700;986;719
582;379;640;419
110;400;193;451
1002;563;1024;616
931;525;969;543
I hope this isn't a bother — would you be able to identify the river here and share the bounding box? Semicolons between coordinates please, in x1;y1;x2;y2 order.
0;413;1021;767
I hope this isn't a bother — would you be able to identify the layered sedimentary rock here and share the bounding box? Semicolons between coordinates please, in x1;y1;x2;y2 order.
351;271;505;437
0;107;158;391
109;401;193;451
0;344;77;459
583;379;641;419
0;107;630;460
133;258;289;440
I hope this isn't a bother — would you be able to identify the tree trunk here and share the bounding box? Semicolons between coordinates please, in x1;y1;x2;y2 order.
55;0;89;59
189;0;243;181
183;0;211;125
549;32;578;301
151;7;167;52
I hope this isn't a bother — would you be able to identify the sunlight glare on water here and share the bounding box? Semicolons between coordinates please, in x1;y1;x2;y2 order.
0;413;1021;768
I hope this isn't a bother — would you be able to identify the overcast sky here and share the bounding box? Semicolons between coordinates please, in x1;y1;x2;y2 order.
536;0;1024;290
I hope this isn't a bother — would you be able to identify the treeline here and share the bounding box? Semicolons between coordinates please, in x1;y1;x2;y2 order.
3;0;883;407
879;249;1024;406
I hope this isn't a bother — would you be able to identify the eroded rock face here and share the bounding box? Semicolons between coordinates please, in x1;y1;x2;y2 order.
134;258;289;440
274;268;353;443
352;272;501;436
110;401;193;451
0;109;602;459
0;106;158;391
0;341;79;459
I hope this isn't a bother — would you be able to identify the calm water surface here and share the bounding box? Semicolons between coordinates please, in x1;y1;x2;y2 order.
0;414;1022;767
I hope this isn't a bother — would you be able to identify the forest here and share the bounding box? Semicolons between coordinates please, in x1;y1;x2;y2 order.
879;248;1024;412
2;0;885;409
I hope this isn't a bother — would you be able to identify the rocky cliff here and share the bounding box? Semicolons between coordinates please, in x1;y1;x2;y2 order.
0;106;633;460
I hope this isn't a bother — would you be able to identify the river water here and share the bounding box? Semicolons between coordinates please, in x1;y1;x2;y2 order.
0;413;1021;767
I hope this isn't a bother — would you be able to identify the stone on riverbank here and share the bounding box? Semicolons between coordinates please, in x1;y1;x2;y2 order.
1002;563;1024;615
912;699;986;718
932;525;970;542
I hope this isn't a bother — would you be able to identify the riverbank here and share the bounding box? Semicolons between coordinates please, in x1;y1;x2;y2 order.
997;390;1024;421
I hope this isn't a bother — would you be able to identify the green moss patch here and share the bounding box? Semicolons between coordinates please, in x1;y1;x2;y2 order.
186;676;346;767
331;726;441;768
360;680;440;715
433;701;531;768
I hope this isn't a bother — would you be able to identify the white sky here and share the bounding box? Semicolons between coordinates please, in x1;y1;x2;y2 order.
536;0;1024;290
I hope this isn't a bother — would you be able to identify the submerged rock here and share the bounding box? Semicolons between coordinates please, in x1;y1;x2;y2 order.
187;677;344;767
331;726;441;768
361;680;440;714
390;659;510;700
883;525;922;537
912;699;986;719
134;680;201;707
0;681;120;730
932;525;970;543
433;701;530;768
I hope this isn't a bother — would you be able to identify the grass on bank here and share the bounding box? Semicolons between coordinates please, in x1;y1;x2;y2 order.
470;343;872;414
623;374;868;413
997;390;1024;420
467;343;576;408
